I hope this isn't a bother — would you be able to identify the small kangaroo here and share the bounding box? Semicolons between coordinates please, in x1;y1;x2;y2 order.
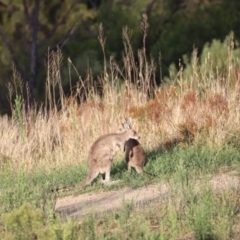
121;118;146;174
81;122;140;186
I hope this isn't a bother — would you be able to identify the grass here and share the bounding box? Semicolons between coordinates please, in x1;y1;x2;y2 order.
1;17;240;238
1;145;239;215
1;145;240;239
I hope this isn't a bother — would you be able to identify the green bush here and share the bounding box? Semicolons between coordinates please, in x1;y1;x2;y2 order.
3;204;43;240
2;204;79;240
166;32;240;85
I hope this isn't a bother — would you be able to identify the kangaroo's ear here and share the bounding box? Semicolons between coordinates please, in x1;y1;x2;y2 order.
123;117;132;128
122;122;131;130
126;117;132;125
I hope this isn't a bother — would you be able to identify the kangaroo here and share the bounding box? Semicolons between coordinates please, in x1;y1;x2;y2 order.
121;118;146;174
81;123;140;186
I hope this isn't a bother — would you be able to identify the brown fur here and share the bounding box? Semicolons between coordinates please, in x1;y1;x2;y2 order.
124;138;146;173
120;118;146;174
82;128;140;186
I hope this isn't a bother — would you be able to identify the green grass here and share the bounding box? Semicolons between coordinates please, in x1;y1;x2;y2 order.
1;145;239;211
1;145;240;239
2;25;240;239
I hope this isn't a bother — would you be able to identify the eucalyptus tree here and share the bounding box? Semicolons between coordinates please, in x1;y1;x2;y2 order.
0;0;94;107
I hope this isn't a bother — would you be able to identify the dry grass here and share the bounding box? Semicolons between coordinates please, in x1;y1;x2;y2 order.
1;18;240;176
2;20;240;240
1;66;240;173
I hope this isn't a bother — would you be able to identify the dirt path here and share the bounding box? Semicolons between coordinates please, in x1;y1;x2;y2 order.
55;183;169;220
55;171;240;220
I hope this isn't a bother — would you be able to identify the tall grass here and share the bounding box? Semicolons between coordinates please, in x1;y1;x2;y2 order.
1;27;240;173
1;15;240;239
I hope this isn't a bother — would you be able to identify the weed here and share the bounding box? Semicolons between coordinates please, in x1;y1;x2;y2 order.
12;95;26;141
80;215;96;240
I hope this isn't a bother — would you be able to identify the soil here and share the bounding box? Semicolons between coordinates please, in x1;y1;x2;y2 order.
54;171;240;221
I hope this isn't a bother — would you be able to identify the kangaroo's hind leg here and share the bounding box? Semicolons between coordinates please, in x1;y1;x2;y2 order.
134;165;144;174
101;168;111;184
102;173;122;185
101;164;122;185
82;169;99;186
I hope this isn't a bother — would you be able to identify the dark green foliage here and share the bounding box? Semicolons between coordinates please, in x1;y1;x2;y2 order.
148;0;240;79
2;0;240;113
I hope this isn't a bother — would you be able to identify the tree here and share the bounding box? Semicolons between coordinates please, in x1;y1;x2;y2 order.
0;0;94;108
146;0;240;80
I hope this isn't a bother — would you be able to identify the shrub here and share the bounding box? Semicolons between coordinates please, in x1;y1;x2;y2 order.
2;204;79;240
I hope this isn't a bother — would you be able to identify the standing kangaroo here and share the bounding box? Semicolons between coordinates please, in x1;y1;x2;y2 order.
121;118;146;174
81;122;140;186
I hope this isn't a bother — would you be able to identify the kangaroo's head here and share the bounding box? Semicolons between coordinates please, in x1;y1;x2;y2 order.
127;128;140;140
120;117;140;140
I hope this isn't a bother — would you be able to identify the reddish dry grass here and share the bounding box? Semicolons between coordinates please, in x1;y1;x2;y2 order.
2;38;240;172
2;75;239;172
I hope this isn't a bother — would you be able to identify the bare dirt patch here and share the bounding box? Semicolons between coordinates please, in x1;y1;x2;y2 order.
55;183;169;220
55;171;240;220
209;170;240;193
